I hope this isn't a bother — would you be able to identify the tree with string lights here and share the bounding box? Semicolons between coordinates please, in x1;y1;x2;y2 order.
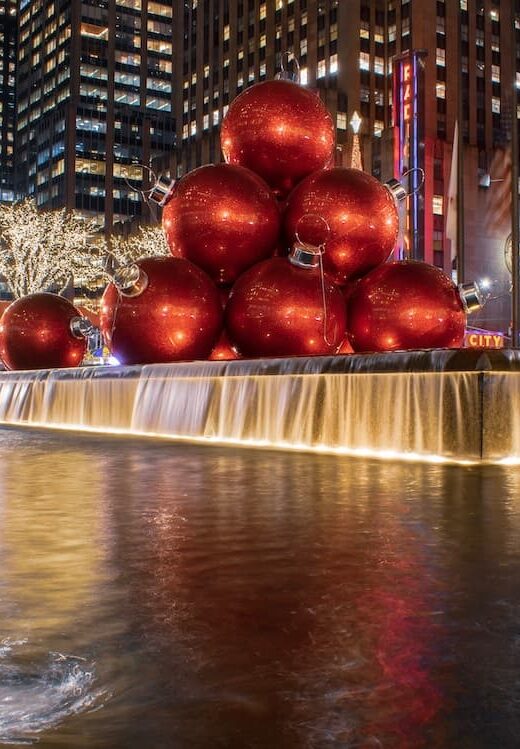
0;198;102;298
107;225;170;266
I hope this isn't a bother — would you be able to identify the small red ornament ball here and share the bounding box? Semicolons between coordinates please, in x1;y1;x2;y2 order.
209;332;240;361
220;79;335;198
162;164;281;285
226;258;346;358
347;261;466;352
100;257;223;365
0;293;87;370
284;168;400;285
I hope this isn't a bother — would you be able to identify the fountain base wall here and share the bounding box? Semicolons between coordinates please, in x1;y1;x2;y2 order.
0;350;519;463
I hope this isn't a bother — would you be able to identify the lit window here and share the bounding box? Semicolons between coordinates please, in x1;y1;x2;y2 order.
492;97;501;114
436;48;446;66
330;54;338;75
491;65;500;83
374;121;384;137
433;195;444;215
259;3;266;20
317;60;326;78
359;52;370;71
337;112;347;130
436;82;446;99
300;67;308;85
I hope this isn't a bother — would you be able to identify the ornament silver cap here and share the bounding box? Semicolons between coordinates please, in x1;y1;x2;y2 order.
70;316;94;339
149;175;176;206
289;243;321;269
459;282;485;313
113;264;149;297
385;178;407;203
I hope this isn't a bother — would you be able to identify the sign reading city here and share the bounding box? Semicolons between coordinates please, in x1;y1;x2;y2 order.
465;332;505;349
393;51;427;261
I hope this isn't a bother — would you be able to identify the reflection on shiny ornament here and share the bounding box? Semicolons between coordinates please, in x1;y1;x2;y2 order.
162;164;280;285
226;246;346;358
220;79;335;198
284;168;401;285
0;293;91;370
347;261;477;352
100;256;222;365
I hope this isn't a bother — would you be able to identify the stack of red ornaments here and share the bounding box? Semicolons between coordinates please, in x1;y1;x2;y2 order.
0;76;472;371
99;76;471;366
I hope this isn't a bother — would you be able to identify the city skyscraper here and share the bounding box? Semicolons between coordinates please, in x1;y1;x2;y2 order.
0;0;16;203
15;0;176;230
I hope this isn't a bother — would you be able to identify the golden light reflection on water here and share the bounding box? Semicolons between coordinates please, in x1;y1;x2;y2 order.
0;444;109;639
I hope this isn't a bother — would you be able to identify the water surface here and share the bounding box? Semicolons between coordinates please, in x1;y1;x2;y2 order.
0;428;519;748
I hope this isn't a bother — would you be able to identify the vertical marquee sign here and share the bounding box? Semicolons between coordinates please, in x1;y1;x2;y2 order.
393;51;427;260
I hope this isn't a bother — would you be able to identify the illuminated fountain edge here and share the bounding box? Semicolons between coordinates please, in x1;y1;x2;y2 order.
0;349;519;464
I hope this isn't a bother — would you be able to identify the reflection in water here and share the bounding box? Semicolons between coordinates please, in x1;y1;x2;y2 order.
0;429;519;747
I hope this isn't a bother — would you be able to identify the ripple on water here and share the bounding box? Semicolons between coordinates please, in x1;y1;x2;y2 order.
0;641;110;745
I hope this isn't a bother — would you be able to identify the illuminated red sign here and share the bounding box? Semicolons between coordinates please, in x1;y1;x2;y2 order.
402;62;412;122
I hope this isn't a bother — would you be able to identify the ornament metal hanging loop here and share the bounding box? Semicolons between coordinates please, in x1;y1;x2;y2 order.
122;163;158;198
276;51;301;82
293;213;331;254
400;167;425;198
293;214;335;347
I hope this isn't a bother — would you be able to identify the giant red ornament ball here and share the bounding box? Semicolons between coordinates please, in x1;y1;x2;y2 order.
0;293;88;370
100;257;223;365
225;257;346;358
220;79;335;198
284;168;400;285
347;261;467;352
162;164;281;285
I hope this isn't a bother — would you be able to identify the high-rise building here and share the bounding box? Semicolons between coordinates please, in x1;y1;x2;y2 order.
174;0;518;332
15;0;176;231
0;0;16;203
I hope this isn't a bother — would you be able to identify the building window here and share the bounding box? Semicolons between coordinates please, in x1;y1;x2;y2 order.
433;195;444;215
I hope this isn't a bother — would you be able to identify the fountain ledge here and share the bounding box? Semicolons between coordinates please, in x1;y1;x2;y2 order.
0;349;519;464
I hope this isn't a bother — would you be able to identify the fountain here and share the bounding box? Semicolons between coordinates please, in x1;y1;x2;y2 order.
0;349;519;463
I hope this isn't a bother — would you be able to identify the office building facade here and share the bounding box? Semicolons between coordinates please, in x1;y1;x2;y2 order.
15;0;176;230
0;0;16;203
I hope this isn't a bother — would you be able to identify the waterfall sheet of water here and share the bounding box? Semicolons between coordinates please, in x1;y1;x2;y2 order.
0;350;518;462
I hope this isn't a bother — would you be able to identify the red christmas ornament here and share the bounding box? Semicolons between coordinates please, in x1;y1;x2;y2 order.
0;293;90;370
162;164;281;285
220;79;335;198
209;332;240;361
347;261;470;352
226;247;346;358
284;168;401;285
100;257;223;365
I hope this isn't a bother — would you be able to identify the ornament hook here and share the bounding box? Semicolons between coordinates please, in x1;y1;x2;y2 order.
292;214;335;347
400;167;425;198
294;213;330;251
276;52;301;83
